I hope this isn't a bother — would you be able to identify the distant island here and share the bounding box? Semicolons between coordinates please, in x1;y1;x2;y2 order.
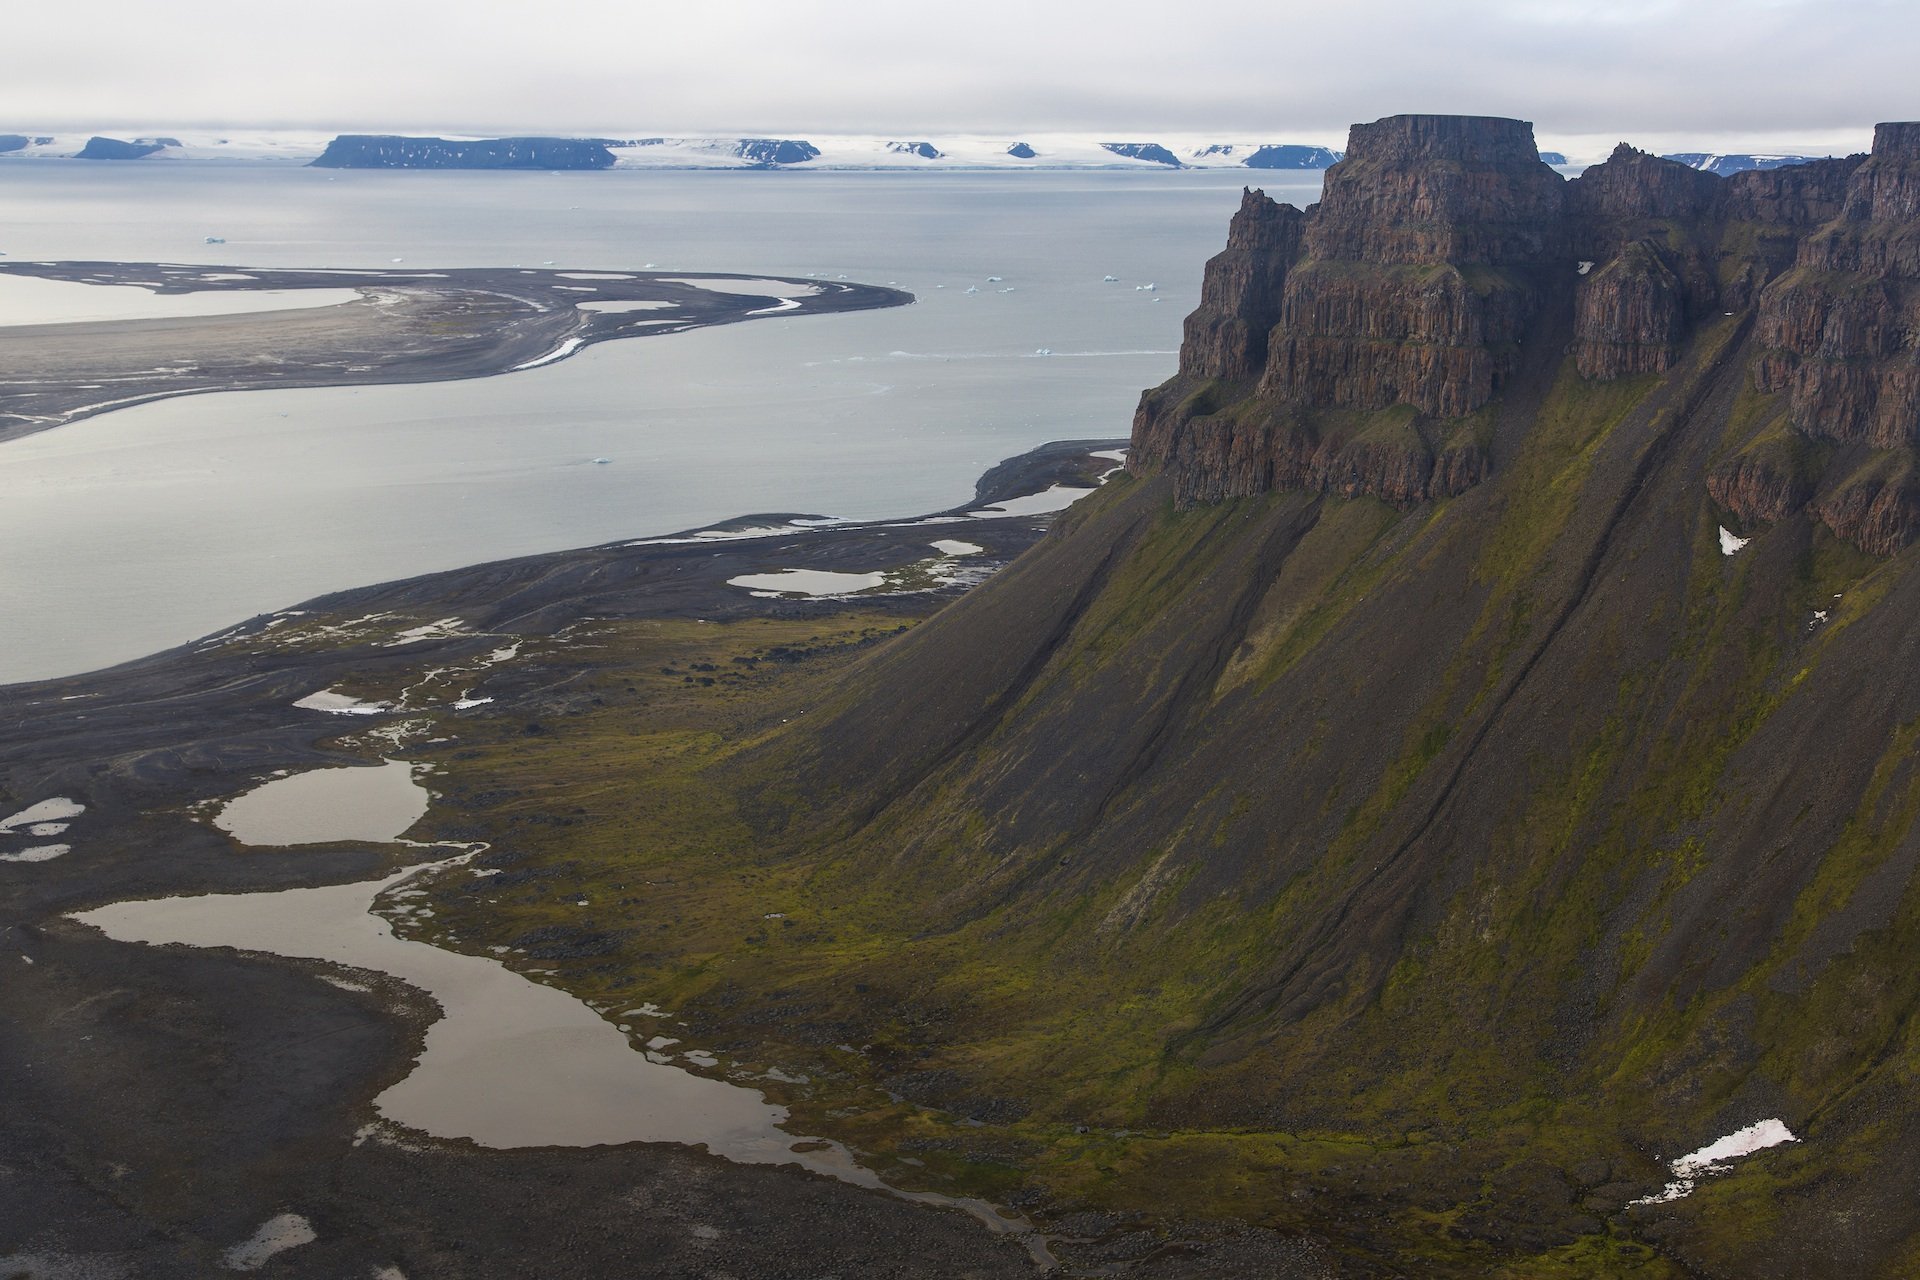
0;130;1857;174
0;129;1359;170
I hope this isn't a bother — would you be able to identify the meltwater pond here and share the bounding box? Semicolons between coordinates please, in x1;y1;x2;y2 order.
0;166;1324;684
212;758;428;845
74;762;1045;1252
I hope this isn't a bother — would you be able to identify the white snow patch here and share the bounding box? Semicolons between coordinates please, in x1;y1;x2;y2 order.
294;689;393;715
1578;260;1595;275
0;845;70;863
1631;1118;1799;1205
510;337;584;371
1719;526;1751;556
452;696;494;710
383;617;468;647
0;797;84;833
27;823;68;836
221;1213;317;1271
929;539;983;556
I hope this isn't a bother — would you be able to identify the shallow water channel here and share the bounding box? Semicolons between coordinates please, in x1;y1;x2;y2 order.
71;762;1046;1260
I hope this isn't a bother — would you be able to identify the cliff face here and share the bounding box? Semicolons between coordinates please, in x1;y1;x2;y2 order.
1134;115;1564;507
1135;114;1920;555
1262;115;1563;418
1178;188;1305;381
312;135;618;170
1754;123;1920;447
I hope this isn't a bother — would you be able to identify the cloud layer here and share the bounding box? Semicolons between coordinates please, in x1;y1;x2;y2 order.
3;0;1908;156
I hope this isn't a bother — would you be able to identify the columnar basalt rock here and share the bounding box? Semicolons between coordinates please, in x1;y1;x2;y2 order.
1755;124;1920;449
1572;240;1688;378
1259;114;1563;417
1179;189;1305;381
1133;114;1563;506
1133;114;1920;554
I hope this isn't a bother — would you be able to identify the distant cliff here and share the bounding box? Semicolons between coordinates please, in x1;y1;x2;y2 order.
311;135;617;170
1133;114;1920;556
73;135;170;160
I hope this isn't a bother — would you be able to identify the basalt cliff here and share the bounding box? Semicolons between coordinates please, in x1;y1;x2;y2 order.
1135;114;1920;557
697;115;1920;1279
300;115;1920;1279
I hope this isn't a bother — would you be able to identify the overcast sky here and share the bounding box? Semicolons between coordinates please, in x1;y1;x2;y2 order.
4;0;1910;158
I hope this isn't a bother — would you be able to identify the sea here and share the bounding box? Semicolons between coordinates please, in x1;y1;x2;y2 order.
0;164;1324;684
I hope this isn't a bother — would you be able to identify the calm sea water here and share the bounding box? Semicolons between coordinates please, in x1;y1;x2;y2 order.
0;164;1323;683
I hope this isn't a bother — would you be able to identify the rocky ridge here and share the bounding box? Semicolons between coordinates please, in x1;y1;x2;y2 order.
1132;113;1920;555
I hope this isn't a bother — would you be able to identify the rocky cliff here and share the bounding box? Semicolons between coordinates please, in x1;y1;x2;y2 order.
311;135;618;169
1134;114;1920;556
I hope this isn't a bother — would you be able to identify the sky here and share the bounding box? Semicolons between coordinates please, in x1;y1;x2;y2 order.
4;0;1912;159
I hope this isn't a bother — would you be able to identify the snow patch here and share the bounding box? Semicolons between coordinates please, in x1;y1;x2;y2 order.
221;1213;317;1271
294;689;393;715
1719;526;1751;556
0;845;70;863
1631;1118;1799;1205
510;337;584;371
0;797;84;832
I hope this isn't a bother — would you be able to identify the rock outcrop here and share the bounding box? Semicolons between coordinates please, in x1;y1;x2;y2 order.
73;136;167;160
312;135;617;170
1134;115;1563;505
1133;113;1920;554
1754;123;1920;448
1242;144;1341;170
1101;142;1181;167
734;138;820;166
1178;188;1305;381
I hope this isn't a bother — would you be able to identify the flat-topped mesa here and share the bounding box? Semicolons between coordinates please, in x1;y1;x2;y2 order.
1259;115;1565;420
1133;114;1566;506
1179;189;1306;381
1303;114;1566;265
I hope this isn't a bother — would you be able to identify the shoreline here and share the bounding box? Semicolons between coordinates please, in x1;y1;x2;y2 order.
0;261;911;443
0;439;1124;1279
